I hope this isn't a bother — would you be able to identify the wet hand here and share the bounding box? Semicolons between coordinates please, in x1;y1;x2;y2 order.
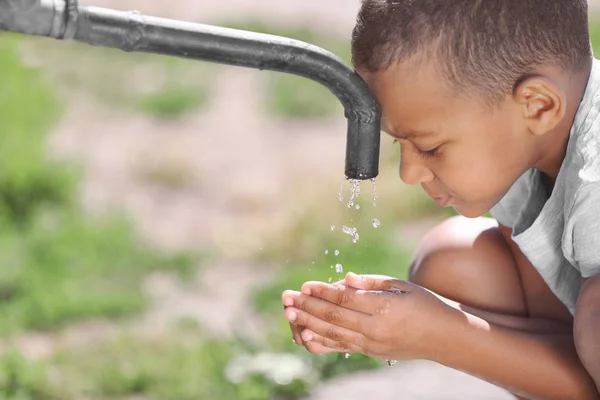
282;277;346;354
282;272;453;360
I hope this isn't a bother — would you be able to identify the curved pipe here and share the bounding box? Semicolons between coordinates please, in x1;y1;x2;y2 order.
0;0;381;179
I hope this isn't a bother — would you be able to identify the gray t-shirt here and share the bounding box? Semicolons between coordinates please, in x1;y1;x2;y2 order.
490;58;600;315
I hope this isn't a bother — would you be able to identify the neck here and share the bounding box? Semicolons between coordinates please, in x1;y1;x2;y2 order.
533;61;593;182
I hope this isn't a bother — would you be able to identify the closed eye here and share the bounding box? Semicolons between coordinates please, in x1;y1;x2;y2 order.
393;138;440;158
415;146;440;158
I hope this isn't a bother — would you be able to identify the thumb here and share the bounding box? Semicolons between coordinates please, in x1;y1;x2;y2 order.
345;272;410;292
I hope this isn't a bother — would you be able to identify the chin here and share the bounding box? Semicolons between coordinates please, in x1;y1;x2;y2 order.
452;204;489;219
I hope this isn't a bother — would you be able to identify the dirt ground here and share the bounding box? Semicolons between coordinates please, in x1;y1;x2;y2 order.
40;1;600;398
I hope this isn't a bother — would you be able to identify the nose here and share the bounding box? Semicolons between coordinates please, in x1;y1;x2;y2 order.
399;146;434;185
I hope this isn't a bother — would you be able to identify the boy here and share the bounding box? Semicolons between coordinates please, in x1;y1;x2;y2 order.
282;1;600;399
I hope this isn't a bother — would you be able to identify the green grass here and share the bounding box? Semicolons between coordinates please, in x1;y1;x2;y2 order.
0;330;315;400
222;20;351;120
50;334;234;399
0;36;74;228
0;34;198;335
0;212;197;334
0;334;232;399
0;349;55;400
590;18;600;53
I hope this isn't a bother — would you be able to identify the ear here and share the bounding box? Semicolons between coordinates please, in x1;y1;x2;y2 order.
513;76;566;136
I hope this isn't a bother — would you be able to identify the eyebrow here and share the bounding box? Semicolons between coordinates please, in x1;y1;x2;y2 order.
395;130;434;140
383;127;435;140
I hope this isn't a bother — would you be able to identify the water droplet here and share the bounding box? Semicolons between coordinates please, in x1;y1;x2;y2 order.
330;225;335;231
328;277;333;283
344;352;351;359
335;264;344;274
372;218;381;228
338;182;344;202
342;225;360;243
387;360;398;367
292;339;296;344
330;265;334;269
355;204;361;210
371;178;378;207
346;179;361;208
325;250;329;255
334;249;340;256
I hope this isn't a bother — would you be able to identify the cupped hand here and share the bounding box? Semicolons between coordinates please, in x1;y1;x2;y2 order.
282;277;346;354
282;272;454;361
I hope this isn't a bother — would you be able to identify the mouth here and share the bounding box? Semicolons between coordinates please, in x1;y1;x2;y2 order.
431;195;452;207
423;186;452;207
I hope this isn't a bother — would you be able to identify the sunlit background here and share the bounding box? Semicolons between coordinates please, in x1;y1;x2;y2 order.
1;1;600;399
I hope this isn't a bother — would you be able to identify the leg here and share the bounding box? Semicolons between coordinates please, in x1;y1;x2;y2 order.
409;216;572;324
409;216;574;399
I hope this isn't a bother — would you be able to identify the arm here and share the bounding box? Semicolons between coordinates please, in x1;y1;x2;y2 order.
574;274;600;392
437;300;599;400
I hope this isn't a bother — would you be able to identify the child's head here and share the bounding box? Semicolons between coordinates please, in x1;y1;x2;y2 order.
351;0;593;217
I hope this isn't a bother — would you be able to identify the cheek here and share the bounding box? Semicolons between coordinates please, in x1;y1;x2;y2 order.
441;154;499;198
435;139;520;202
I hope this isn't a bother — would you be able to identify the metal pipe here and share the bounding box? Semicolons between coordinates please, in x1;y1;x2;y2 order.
0;0;381;180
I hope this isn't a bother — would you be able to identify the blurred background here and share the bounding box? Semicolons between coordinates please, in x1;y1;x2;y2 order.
1;1;600;399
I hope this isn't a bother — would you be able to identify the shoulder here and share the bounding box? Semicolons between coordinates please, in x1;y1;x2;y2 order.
570;115;600;185
569;58;600;184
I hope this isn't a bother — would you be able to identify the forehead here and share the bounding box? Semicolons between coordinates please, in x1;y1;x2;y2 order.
361;63;464;135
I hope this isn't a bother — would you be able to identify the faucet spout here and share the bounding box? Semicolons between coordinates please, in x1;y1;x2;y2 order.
0;0;381;179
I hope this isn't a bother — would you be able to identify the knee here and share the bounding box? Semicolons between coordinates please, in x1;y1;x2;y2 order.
408;216;510;293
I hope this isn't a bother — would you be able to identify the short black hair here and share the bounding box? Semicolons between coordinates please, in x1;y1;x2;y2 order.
352;0;592;103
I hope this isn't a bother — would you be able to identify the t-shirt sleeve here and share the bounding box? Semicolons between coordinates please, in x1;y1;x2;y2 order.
490;170;533;228
566;183;600;278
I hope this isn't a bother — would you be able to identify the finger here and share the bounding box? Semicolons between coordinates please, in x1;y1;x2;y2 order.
300;329;343;354
284;307;367;348
298;279;345;297
282;290;299;307
300;281;376;314
344;272;411;293
305;341;341;355
292;291;371;332
283;291;305;346
287;321;303;346
303;330;370;356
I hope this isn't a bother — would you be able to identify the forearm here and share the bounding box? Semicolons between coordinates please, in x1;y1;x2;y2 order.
429;306;600;400
436;294;573;334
